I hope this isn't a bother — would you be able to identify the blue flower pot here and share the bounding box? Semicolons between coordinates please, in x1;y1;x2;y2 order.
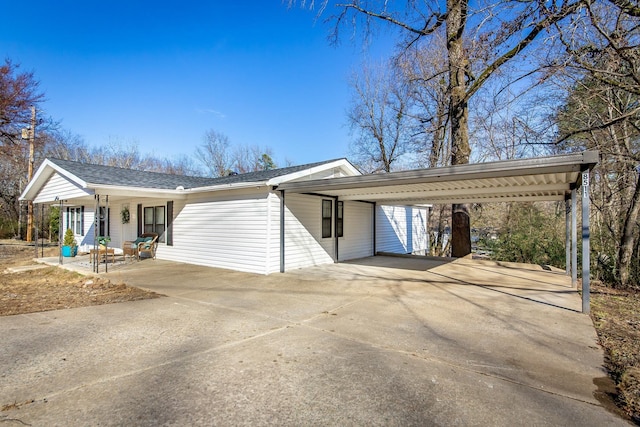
62;245;78;257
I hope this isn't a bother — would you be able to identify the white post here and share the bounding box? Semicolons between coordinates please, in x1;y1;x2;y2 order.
582;171;591;314
565;196;570;275
572;187;577;287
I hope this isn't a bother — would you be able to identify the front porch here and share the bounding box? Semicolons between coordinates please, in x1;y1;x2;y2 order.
35;249;157;274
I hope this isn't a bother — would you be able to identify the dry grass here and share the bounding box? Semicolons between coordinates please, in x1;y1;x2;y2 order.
590;282;640;424
0;241;160;316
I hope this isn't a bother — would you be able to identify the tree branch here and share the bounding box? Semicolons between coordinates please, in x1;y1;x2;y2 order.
556;104;640;145
338;3;446;36
466;0;587;100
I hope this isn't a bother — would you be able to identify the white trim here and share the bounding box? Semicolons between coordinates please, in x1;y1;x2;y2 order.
267;159;361;186
21;159;88;201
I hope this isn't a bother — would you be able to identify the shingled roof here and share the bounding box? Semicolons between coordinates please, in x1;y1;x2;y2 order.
48;158;345;190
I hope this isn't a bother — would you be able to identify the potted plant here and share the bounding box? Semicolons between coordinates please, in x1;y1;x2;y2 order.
62;228;78;257
97;235;111;250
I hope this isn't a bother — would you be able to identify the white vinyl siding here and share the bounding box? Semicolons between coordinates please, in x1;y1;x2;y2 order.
284;194;335;270
33;173;92;203
163;189;271;274
376;205;429;254
337;201;373;261
411;207;429;255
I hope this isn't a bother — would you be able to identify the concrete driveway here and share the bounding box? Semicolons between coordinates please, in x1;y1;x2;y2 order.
0;256;626;426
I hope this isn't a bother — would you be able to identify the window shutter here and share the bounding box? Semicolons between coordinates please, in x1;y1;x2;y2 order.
137;204;142;236
166;201;173;246
80;206;85;236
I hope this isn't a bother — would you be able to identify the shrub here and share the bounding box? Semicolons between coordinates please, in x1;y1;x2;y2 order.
62;228;77;247
488;202;566;268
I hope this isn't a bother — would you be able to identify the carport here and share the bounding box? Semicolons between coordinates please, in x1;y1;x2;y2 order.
277;150;599;313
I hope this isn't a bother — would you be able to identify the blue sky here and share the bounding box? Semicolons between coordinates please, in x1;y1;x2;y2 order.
2;1;392;166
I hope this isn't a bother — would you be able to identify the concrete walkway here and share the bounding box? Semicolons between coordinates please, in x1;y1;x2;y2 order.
0;256;627;426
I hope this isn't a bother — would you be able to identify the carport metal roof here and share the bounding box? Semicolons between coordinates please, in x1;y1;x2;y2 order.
276;151;599;205
277;150;599;314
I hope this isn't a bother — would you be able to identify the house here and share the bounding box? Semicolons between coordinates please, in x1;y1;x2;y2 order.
20;151;601;312
20;158;429;274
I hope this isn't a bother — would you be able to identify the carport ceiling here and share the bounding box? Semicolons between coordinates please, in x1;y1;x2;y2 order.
277;151;599;205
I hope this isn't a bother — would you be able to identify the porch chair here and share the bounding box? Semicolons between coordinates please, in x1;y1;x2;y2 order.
123;232;159;261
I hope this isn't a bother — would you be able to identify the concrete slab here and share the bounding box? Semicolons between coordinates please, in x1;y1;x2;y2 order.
0;256;628;426
3;264;50;273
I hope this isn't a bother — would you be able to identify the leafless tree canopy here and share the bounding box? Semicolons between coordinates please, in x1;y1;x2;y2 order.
0;59;44;146
347;61;411;172
196;129;277;177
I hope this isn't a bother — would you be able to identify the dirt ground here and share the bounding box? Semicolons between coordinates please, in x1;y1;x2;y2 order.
0;241;160;317
590;282;640;424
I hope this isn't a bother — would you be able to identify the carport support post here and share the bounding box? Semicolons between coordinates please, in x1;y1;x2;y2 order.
34;203;38;259
565;195;570;275
58;198;63;265
280;190;285;273
582;171;591;314
105;195;109;274
94;195;100;273
571;186;577;287
372;202;377;256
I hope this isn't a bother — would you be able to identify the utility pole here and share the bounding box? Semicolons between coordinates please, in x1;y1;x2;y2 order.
25;106;36;242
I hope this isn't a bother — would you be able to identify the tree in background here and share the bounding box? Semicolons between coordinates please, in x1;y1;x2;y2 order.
196;130;232;177
0;59;44;145
231;144;277;174
487;203;566;268
555;0;640;288
196;129;277;177
347;62;411;173
0;60;45;235
292;0;585;257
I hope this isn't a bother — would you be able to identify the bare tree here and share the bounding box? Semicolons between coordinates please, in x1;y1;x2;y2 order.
395;35;451;169
0;59;44;146
196;130;233;177
196;129;278;177
551;0;640;288
0;60;46;235
231;145;277;174
291;0;586;257
555;0;640;287
347;61;411;172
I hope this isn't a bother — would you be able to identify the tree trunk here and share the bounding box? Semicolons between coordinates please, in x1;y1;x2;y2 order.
447;0;472;257
617;171;640;287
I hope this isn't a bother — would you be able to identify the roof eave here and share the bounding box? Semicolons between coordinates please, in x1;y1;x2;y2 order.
267;159;362;186
278;151;599;193
186;181;269;193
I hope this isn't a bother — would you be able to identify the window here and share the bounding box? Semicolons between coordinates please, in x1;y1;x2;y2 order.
336;201;344;237
67;207;83;235
322;200;332;238
144;205;165;243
